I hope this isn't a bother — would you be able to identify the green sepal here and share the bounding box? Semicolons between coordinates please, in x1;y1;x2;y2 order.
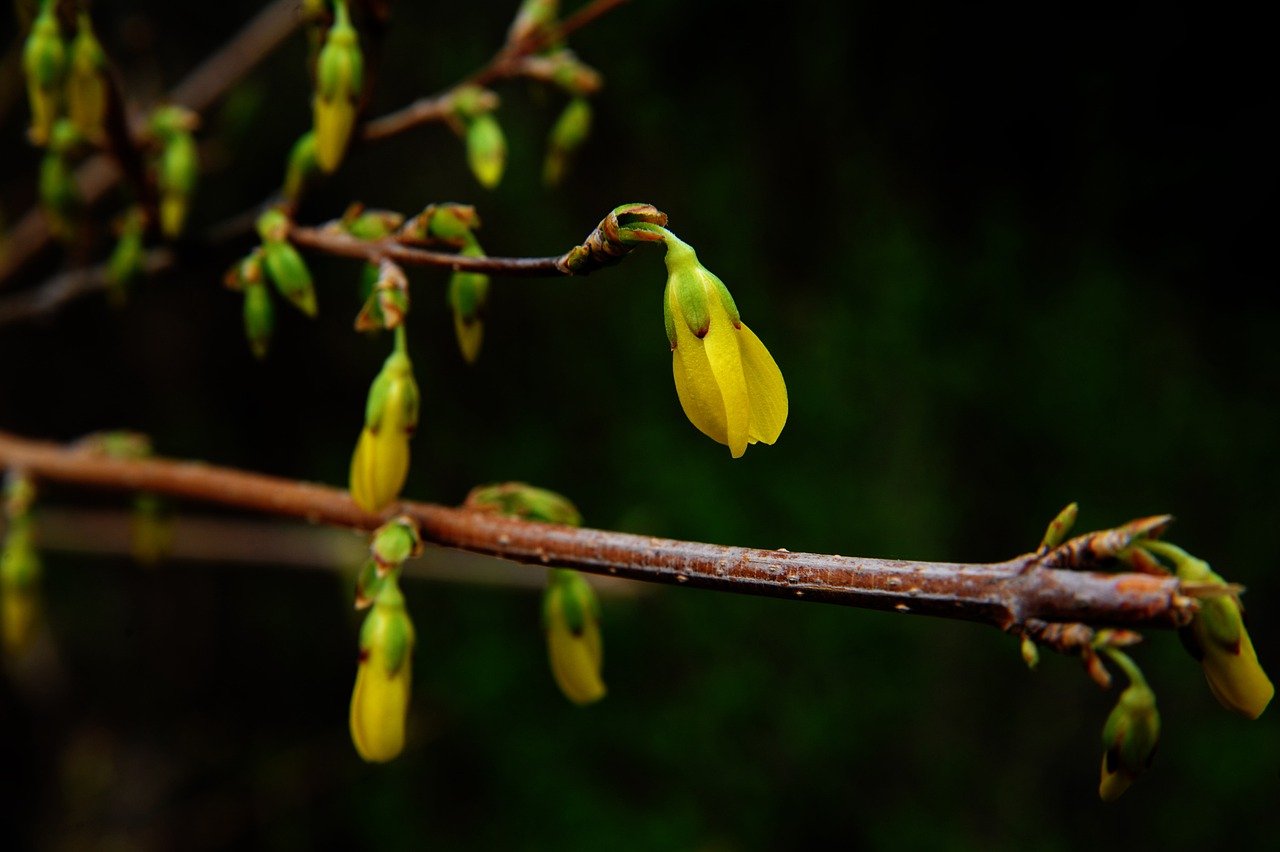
316;1;362;100
662;283;677;347
1199;594;1244;652
354;558;383;609
362;576;413;675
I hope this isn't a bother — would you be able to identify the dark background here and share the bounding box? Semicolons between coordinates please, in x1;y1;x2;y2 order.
2;1;1277;849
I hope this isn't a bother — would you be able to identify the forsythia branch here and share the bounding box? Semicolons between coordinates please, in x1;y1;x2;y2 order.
0;430;1196;634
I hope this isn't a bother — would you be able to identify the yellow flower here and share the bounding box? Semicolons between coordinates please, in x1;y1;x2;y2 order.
662;234;787;458
543;568;606;705
312;1;362;173
349;335;418;513
350;578;414;762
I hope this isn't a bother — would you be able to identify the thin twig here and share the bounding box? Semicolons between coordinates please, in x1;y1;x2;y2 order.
361;0;627;142
0;430;1195;632
0;0;303;287
0;248;174;326
287;222;569;276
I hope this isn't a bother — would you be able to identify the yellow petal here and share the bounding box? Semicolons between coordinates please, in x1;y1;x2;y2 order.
1098;755;1132;802
548;617;607;705
703;302;750;458
349;428;376;512
454;313;483;364
671;290;730;447
349;653;412;762
737;322;788;445
1202;624;1274;720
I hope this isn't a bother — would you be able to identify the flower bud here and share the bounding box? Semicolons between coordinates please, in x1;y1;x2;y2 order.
1146;542;1273;719
465;113;506;190
350;575;415;762
22;1;66;146
355;258;409;332
543;96;592;186
243;279;275;359
1098;654;1160;802
400;203;482;247
1039;502;1078;550
106;207;146;303
66;13;107;144
150;107;199;238
507;0;559;46
448;243;489;364
543;568;606;705
370;516;423;573
342;205;404;240
256;210;316;317
661;231;788;458
39;120;82;241
349;335;419;513
464;482;583;527
312;1;363;173
283;131;318;203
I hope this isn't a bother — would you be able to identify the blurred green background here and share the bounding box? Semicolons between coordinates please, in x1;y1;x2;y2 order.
2;1;1278;849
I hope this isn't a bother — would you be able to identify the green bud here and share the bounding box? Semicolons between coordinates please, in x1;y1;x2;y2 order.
401;203;481;247
356;258;409;332
40;121;82;241
354;558;384;609
447;242;490;364
156;130;197;238
255;208;289;243
261;240;316;317
283;131;318;203
547;50;602;96
1039;502;1078;550
543;96;592;186
66;13;107;144
342;205;405;240
465;482;582;527
371;516;423;571
106;207;147;304
312;0;363;173
450;85;499;121
361;573;412;675
1098;652;1159;802
22;1;66;146
507;0;559;46
465;113;506;189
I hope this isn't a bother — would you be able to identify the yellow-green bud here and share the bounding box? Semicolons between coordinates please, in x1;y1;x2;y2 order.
156;128;197;238
283;131;318;203
66;13;107;144
543;96;592;186
447;243;489;364
243;279;275;359
312;0;363;173
371;516;423;572
350;575;415;762
1098;654;1160;802
662;231;788;458
1039;502;1078;550
507;0;559;46
39;121;82;241
22;1;66;146
543;568;606;705
106;207;146;302
465;113;506;190
400;203;481;247
342;206;404;240
349;335;419;513
256;210;316;317
465;482;583;527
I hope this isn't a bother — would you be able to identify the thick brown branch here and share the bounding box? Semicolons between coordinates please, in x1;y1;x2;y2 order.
0;0;302;287
0;430;1194;632
287;223;570;276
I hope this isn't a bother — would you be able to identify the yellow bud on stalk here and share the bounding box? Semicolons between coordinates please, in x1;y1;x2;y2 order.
349;329;419;513
543;568;606;705
66;13;107;144
660;230;788;457
312;0;363;173
349;574;415;762
22;1;66;146
448;242;490;363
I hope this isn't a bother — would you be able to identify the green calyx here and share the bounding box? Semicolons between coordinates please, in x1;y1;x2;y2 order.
465;483;583;527
361;575;414;676
372;518;422;569
364;345;419;432
661;230;740;340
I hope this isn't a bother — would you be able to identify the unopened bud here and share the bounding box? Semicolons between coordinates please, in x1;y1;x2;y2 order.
356;258;409;332
22;2;66;146
283;131;318;203
448;243;489;364
507;0;559;47
1098;652;1160;802
39;121;82;241
243;279;275;359
465;482;583;527
349;334;419;513
400;203;481;247
106;207;146;302
543;96;592;186
543;568;606;705
256;210;316;316
66;13;107;144
151;106;199;238
350;574;415;762
342;205;404;240
465;113;506;190
1039;502;1078;550
312;0;363;173
371;516;423;573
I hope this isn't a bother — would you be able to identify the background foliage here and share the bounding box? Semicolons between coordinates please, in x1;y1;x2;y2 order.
2;1;1277;849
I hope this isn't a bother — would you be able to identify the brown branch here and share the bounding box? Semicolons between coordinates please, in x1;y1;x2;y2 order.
0;0;303;287
0;429;1196;632
287;222;570;277
361;0;627;142
0;247;175;326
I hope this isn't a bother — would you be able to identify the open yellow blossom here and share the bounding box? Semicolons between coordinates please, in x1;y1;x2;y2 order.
662;234;787;458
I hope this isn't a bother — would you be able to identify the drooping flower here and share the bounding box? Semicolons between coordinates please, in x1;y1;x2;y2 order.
661;233;787;457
